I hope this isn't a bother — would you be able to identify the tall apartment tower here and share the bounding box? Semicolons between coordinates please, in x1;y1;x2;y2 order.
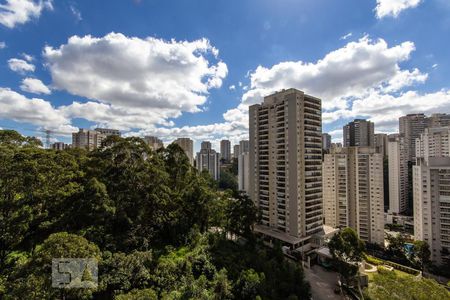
388;134;409;214
414;127;450;264
249;89;323;246
374;133;388;157
399;113;429;162
72;129;106;151
429;113;450;128
197;141;220;180
233;145;240;159
323;147;384;245
238;151;250;194
174;138;194;165
322;133;332;151
51;142;69;151
220;140;231;162
343;119;374;147
239;140;249;154
144;136;164;151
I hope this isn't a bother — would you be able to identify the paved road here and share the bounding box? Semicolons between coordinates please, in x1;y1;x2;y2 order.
304;265;345;300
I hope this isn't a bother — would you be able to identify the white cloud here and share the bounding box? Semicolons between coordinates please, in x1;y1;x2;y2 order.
43;32;228;129
0;41;5;49
242;37;423;110
0;87;74;132
21;52;33;61
8;58;35;73
340;32;352;40
229;85;236;90
70;5;81;22
375;0;421;19
432;63;438;69
0;0;53;29
20;77;51;94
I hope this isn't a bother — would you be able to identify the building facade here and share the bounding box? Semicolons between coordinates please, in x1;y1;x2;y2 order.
238;152;250;194
399;113;429;162
51;142;69;151
322;133;332;151
220;139;231;162
239;140;249;155
174;138;194;165
414;127;450;264
374;133;388;157
343;119;374;147
95;128;121;137
249;88;323;247
233;144;240;159
197;141;220;180
72;129;106;151
144;136;164;151
323;147;384;245
388;134;409;214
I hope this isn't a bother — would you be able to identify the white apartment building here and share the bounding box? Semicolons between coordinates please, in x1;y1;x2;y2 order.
238;152;249;194
197;141;220;180
144;136;164;151
249;88;323;248
323;147;384;245
414;127;450;264
388;134;408;214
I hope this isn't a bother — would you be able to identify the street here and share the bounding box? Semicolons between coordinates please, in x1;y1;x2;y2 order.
303;265;345;300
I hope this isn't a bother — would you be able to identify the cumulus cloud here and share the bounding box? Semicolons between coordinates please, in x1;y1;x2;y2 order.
242;37;423;110
43;32;228;129
20;77;51;94
0;0;53;28
8;58;35;73
375;0;421;19
0;41;5;49
229;85;236;90
0;87;74;132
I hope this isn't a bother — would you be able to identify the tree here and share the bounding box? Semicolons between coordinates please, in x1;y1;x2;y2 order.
412;240;431;271
225;193;258;240
386;233;408;264
5;232;101;300
115;289;157;300
328;227;365;285
234;268;264;299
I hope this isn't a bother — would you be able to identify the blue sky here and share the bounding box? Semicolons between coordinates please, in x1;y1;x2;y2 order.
0;0;450;151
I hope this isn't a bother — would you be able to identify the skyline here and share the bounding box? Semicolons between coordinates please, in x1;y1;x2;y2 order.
1;0;450;151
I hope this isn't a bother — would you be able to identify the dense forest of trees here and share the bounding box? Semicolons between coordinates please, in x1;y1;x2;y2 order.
0;130;310;299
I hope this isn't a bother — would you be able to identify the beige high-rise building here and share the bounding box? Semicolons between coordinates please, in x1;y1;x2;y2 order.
238;152;250;194
374;133;388;157
428;113;450;128
414;127;450;264
72;129;106;151
388;134;409;214
343;119;374;147
239;140;249;154
174;138;194;165
144;136;164;151
95;128;121;137
322;133;332;151
323;147;384;245
249;88;323;248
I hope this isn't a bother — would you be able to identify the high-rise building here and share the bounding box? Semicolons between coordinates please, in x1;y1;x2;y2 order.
51;142;69;151
220;139;231;162
428;113;450;128
323;146;384;245
374;133;388;157
238;152;250;194
322;133;332;151
144;136;164;151
388;134;409;214
249;88;323;247
95;128;121;137
233;145;240;159
72;129;106;151
239;140;249;155
343;119;374;147
174;138;194;165
197;141;220;180
414;127;450;264
399;113;429;162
